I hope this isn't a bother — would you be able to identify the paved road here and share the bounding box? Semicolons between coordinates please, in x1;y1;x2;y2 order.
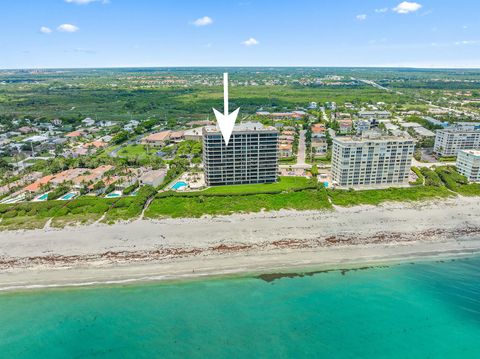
296;130;306;166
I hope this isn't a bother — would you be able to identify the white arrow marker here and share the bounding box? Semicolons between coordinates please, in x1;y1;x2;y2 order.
213;73;240;146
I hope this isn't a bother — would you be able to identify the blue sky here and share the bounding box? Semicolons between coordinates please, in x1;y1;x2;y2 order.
1;0;480;68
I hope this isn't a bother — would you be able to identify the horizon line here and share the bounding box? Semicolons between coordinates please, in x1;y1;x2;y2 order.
2;65;480;71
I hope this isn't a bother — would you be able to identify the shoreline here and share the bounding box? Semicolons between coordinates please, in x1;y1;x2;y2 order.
1;240;480;293
1;196;480;292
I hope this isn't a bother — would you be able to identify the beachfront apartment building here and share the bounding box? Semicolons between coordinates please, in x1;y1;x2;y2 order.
434;124;480;157
456;149;480;182
202;122;279;186
331;132;415;188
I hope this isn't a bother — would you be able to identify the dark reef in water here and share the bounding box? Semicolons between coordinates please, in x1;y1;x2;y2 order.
257;265;389;283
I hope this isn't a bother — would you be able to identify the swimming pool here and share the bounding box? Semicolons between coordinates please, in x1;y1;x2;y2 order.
105;191;122;198
130;189;139;196
59;192;76;201
36;193;49;201
172;181;188;190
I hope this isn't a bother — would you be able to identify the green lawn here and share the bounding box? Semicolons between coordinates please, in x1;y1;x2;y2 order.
118;144;152;159
200;176;314;195
146;188;332;218
328;186;454;207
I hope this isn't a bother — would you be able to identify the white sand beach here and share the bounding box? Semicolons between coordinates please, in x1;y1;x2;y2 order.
1;196;479;291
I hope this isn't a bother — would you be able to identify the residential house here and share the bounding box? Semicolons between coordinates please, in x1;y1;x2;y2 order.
139;169;167;187
82;118;95;127
183;127;203;141
142;131;172;147
279;143;293;158
338;119;353;134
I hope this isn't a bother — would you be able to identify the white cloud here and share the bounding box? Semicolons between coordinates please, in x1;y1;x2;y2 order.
193;16;213;26
454;40;478;46
242;37;259;46
65;0;108;4
356;14;367;21
374;8;388;13
40;26;52;34
393;2;422;14
57;24;80;32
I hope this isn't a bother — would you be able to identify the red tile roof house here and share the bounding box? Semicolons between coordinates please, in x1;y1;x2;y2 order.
18;126;36;134
72;165;115;188
65;130;86;141
141;131;172;147
23;175;54;193
338;119;353;134
311;124;327;139
279;143;293;158
49;168;89;186
169;131;185;143
83;141;107;149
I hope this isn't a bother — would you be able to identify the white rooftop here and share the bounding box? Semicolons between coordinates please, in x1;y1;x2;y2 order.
460;149;480;157
204;121;277;133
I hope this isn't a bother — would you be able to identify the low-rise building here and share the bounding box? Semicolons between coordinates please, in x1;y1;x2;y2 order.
456;149;480;182
183;127;204;141
142;131;172;147
423;116;449;128
139;169;167;187
82;118;95;127
311;139;328;156
72;165;115;188
279;143;293;158
65;130;85;140
83;140;107;149
169;131;184;142
331;132;415;188
358;110;391;119
338;119;353;134
413;126;435;138
311;123;326;138
355;119;371;135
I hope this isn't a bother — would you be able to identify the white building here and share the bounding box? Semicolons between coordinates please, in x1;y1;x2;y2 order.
358;111;391;119
456;150;480;182
331;132;415;188
355;119;371;135
312;140;328;156
434;125;480;156
82;118;95;126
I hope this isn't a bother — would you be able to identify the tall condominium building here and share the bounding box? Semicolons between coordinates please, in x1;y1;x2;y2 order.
331;132;415;188
203;122;279;186
456;149;480;182
434;123;480;157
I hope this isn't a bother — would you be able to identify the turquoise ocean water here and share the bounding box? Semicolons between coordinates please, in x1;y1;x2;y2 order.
1;257;480;358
